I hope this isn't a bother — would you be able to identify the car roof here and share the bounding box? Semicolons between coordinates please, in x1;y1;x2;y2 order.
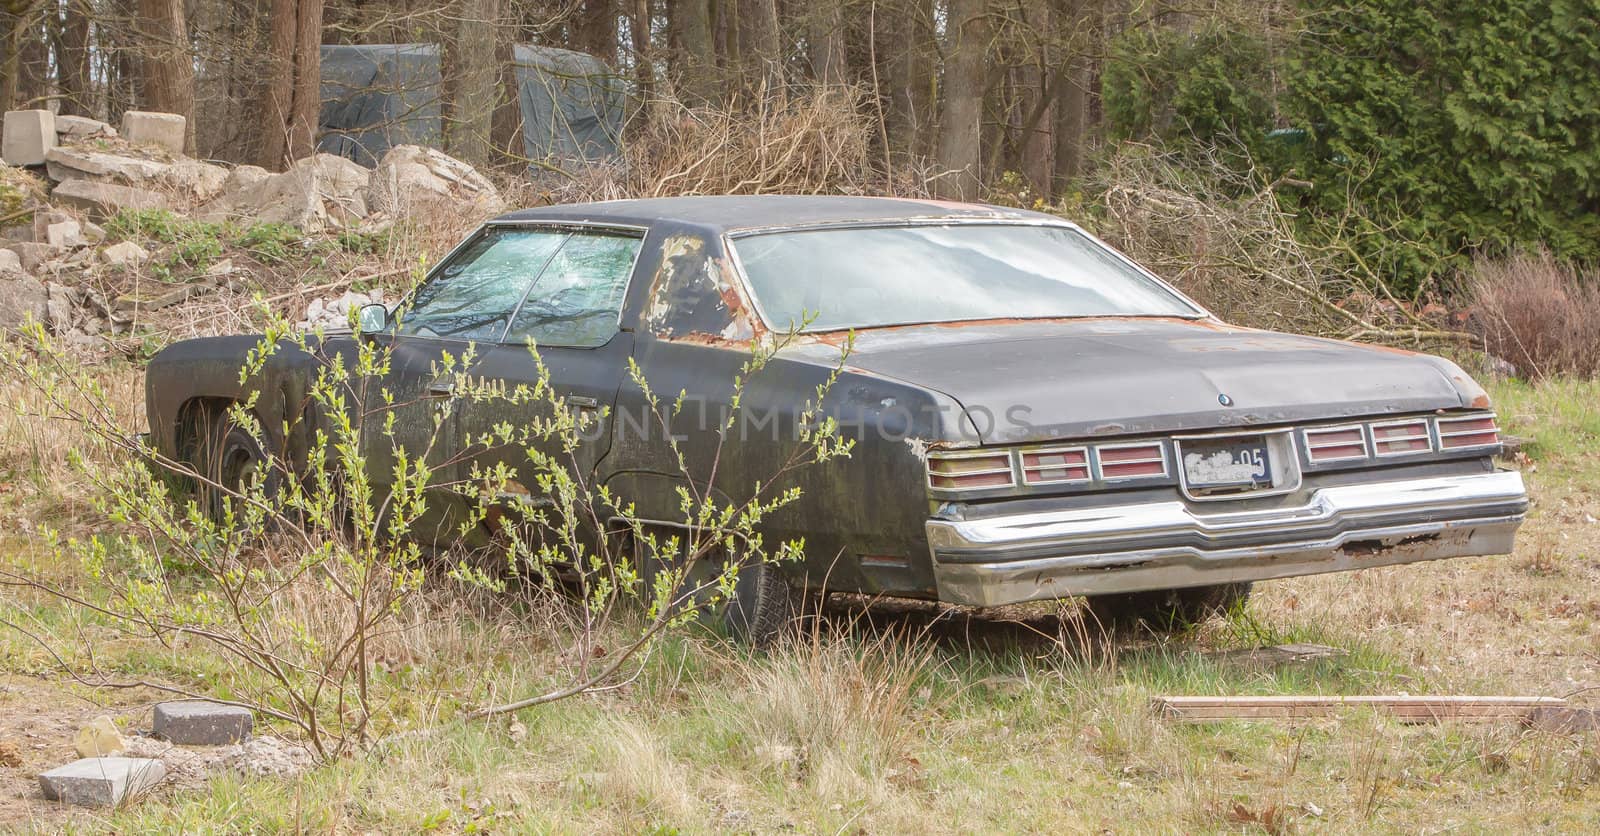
491;194;1058;234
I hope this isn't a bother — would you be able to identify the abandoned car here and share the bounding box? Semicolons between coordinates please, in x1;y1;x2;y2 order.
145;196;1528;637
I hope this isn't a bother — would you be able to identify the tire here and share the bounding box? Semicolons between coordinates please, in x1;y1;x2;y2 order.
632;527;796;647
1084;582;1252;632
196;409;279;522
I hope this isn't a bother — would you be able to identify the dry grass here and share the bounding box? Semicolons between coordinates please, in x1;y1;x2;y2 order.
1468;250;1600;379
527;87;932;205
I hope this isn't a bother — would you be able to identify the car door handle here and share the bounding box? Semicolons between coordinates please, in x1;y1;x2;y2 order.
567;395;600;409
426;382;455;399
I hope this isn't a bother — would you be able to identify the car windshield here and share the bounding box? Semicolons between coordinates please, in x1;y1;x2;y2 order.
731;223;1202;332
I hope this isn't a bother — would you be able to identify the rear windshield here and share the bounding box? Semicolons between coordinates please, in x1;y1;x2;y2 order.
730;223;1201;332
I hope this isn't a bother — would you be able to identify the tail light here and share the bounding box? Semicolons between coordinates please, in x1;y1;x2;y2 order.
1371;420;1432;456
1097;443;1168;480
927;451;1015;491
1303;425;1368;462
1436;414;1500;449
1021;447;1091;485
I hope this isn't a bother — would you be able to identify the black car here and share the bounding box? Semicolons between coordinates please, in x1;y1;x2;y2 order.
146;196;1528;633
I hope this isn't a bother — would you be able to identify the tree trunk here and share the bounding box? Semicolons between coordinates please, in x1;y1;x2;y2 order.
56;0;92;116
736;0;780;92
668;0;715;104
935;0;987;199
1052;57;1089;188
576;0;616;64
443;0;499;167
260;0;322;170
630;0;652;103
883;0;934;160
491;32;522;164
136;0;195;152
807;0;845;86
260;0;296;169
288;0;322;160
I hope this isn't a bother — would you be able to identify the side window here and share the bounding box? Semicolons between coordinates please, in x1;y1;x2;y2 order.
504;232;641;348
397;229;566;341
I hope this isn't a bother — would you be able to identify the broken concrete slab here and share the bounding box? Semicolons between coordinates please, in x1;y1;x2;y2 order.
54;114;115;139
100;240;149;266
152;700;253;745
199;154;368;232
120;111;185;154
368;144;503;218
3;109;56;166
45;145;169;184
52;179;169;218
9;241;52;272
45;219;83;249
0;275;46;327
115;284;194;316
38;757;166;807
0;248;19;273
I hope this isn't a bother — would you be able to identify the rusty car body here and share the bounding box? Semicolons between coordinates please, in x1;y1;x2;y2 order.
145;196;1529;631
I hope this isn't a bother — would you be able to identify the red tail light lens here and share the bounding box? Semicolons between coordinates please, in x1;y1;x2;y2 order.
1436;414;1500;449
1371;420;1432;456
927;451;1015;491
1020;447;1091;485
1097;443;1168;480
1304;425;1368;462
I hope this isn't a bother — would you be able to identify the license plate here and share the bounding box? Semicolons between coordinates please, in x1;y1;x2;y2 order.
1180;435;1273;493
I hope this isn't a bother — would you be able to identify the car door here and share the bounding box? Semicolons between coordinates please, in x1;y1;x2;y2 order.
451;226;645;517
358;227;568;545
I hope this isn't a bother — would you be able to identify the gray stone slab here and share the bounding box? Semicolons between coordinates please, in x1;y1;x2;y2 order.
3;109;56;166
120;111;185;154
153;700;253;744
51;178;169;218
38;757;166;807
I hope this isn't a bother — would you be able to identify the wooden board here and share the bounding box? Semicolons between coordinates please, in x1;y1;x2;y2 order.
1155;695;1567;724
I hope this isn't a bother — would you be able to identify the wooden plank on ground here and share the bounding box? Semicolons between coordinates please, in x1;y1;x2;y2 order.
1155;695;1567;724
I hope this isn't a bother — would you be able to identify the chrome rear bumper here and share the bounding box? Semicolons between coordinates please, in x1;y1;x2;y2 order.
927;471;1528;607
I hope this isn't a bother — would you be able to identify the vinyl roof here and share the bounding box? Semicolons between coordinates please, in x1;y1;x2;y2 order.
492;194;1055;233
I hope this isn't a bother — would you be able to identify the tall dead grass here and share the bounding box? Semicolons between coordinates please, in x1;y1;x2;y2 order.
1467;250;1600;379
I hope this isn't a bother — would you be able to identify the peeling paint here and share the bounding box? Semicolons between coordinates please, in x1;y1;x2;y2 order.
647;233;759;345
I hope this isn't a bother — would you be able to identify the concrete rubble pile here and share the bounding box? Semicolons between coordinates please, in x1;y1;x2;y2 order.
0;107;506;348
36;700;311;809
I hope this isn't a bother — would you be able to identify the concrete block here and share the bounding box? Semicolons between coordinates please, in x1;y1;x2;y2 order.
100;240;149;266
152;700;253;744
3;109;56;165
38;757;166;807
54;114;115;139
9;242;51;272
0;248;19;273
119;111;185;154
45;219;83;249
51;179;168;218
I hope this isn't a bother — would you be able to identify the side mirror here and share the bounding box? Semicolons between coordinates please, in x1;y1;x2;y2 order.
357;302;389;334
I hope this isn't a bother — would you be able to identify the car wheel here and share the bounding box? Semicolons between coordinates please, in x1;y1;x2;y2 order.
1084;582;1252;632
200;411;280;522
632;527;796;647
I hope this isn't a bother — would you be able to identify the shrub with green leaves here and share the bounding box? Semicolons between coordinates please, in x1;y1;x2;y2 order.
1288;0;1600;293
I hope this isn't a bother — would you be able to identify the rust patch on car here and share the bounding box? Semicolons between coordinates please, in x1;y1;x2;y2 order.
648;234;759;345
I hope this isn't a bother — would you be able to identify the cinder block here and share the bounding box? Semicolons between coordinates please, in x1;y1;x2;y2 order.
152;700;253;744
119;111;185;154
38;757;166;806
3;109;56;165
